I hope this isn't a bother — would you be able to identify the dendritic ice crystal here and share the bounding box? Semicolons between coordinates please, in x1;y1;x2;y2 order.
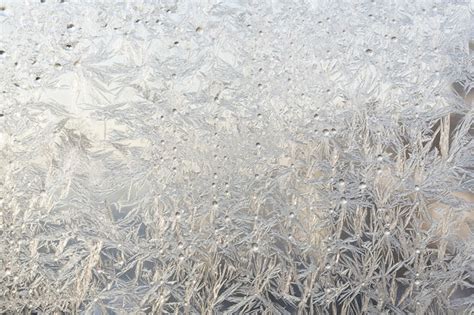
0;0;473;314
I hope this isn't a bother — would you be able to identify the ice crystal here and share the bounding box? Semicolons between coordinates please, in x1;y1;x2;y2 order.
0;0;473;314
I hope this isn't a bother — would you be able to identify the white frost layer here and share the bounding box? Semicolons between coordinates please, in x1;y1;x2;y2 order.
0;0;472;314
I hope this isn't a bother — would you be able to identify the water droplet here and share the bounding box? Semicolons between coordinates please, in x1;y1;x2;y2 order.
289;212;295;219
415;249;421;254
313;113;319;120
365;48;373;56
340;197;347;205
390;36;397;42
338;179;345;187
325;264;332;270
178;242;184;250
359;183;367;190
322;129;329;136
384;230;390;236
414;185;420;191
255;142;261;148
212;200;218;208
414;280;421;286
251;243;259;251
377;154;383;161
225;215;231;223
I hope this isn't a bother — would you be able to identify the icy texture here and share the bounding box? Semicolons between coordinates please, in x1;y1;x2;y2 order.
0;0;473;314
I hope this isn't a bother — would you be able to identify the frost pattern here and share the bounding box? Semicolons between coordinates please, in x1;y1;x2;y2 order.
0;0;473;314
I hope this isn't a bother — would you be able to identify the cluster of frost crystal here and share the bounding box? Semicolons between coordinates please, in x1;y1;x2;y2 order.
0;0;472;314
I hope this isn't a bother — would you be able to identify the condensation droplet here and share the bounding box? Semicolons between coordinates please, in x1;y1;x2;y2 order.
251;243;259;251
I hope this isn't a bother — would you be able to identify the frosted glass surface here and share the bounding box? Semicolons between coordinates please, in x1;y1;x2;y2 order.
0;0;473;314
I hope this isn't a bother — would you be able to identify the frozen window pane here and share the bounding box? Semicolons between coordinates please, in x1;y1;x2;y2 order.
0;0;472;314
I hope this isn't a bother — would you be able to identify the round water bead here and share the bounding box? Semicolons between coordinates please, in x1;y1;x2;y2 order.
251;243;259;251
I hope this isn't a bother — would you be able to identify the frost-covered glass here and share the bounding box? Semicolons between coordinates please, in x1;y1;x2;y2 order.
0;0;473;314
